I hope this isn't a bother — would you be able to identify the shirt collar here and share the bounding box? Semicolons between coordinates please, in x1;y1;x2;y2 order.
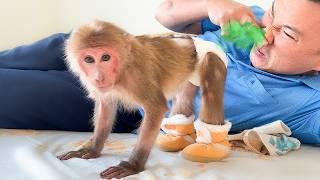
230;56;320;91
299;74;320;91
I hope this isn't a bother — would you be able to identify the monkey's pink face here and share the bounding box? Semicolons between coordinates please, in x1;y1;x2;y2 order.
78;47;119;92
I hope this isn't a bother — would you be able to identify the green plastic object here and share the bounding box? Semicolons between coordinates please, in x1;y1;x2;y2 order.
222;21;265;49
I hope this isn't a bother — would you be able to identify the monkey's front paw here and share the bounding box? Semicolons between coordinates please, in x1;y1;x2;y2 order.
100;161;143;179
57;148;100;160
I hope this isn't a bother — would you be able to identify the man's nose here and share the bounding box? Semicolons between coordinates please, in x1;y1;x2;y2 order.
262;25;275;46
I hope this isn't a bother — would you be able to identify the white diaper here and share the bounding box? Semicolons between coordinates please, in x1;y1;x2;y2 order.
189;37;228;86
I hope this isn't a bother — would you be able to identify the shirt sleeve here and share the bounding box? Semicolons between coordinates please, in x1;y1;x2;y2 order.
288;90;320;144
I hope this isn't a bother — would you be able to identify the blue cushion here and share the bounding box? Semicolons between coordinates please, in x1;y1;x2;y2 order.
0;33;69;70
0;33;141;132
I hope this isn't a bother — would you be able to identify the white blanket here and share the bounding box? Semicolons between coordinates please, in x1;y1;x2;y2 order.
0;129;319;180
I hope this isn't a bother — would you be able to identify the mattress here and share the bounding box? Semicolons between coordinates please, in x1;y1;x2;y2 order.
0;129;319;180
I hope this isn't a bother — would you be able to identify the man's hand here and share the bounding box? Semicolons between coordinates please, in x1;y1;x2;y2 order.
206;0;258;27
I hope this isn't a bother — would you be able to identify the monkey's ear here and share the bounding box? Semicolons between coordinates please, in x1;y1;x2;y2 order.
123;33;133;52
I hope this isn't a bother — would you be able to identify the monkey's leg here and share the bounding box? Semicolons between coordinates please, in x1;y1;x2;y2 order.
182;52;232;162
58;99;116;160
100;90;168;179
156;82;198;152
170;82;197;117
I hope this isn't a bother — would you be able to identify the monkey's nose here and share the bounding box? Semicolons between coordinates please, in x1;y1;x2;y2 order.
95;76;106;86
94;72;105;84
95;78;104;84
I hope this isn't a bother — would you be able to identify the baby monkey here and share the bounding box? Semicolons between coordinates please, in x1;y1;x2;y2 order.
58;20;227;179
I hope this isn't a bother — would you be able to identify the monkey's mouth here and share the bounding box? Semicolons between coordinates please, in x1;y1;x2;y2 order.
96;85;110;89
94;84;111;91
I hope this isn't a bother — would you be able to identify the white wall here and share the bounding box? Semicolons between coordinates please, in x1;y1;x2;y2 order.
56;0;168;35
0;0;59;50
0;0;272;50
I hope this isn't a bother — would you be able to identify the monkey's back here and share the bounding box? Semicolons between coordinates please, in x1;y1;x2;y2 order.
130;35;198;98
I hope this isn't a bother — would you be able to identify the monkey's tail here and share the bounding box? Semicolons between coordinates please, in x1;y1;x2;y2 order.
199;52;226;92
199;52;227;124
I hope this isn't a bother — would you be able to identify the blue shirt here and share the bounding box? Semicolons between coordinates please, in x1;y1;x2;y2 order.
197;6;320;144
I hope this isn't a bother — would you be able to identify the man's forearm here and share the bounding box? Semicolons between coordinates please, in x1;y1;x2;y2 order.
155;0;208;32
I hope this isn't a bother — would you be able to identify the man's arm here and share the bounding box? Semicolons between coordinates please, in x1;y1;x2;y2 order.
155;0;258;34
155;0;207;34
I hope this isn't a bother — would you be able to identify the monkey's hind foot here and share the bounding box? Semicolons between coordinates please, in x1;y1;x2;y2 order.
156;114;196;152
182;120;232;162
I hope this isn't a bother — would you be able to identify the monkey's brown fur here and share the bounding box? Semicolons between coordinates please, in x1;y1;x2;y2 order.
60;20;226;179
67;21;198;105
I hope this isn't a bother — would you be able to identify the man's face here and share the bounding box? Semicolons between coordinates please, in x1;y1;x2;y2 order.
250;0;320;75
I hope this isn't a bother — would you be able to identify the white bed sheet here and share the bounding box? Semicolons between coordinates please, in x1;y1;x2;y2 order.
0;129;319;180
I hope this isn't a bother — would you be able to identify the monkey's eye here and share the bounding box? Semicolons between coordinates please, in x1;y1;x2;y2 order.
101;54;111;61
84;56;95;63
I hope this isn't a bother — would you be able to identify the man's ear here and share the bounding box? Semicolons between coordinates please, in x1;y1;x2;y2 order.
314;65;320;72
314;53;320;71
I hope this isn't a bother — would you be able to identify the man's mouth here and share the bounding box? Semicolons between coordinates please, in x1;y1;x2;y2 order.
256;48;265;57
254;46;269;61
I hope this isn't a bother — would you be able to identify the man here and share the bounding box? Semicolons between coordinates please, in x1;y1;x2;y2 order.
155;0;320;146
